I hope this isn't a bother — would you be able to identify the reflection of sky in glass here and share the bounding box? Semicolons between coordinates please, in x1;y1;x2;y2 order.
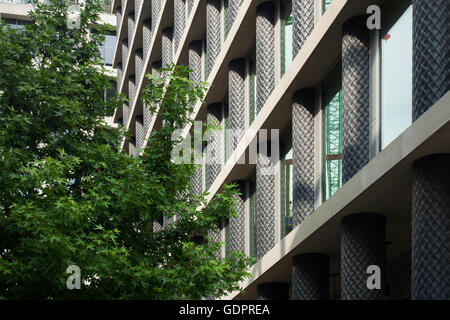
382;6;412;149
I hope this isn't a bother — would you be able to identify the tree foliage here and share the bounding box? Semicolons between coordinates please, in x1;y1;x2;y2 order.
0;0;253;299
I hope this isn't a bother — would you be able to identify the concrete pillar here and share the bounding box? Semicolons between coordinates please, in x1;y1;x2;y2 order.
135;0;141;19
117;62;123;90
411;155;450;299
341;213;386;300
189;41;202;84
228;0;244;33
174;0;186;53
162;28;173;69
135;48;143;83
292;88;315;227
292;0;314;56
128;12;135;44
341;16;370;184
122;101;130;130
128;75;136;110
256;1;275;113
136;115;144;150
228;58;246;153
151;0;161;32
189;41;203;196
226;180;246;254
292;253;329;300
143;19;152;59
205;103;222;190
256;142;276;259
206;0;221;78
116;7;122;32
121;39;128;68
257;283;289;300
411;2;450;299
412;0;450;121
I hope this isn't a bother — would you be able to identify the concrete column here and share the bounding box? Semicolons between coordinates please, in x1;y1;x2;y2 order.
226;180;246;254
228;58;246;153
256;142;276;259
128;12;135;44
121;39;128;68
411;2;450;299
206;0;221;78
174;0;186;53
292;253;329;300
292;0;314;56
116;7;122;32
162;28;173;69
205;103;223;190
117;62;123;90
292;88;315;227
135;0;141;19
412;0;450;121
151;0;161;32
189;41;203;196
256;1;275;113
257;283;289;300
143;19;152;59
122;101;130;130
228;0;244;33
189;40;202;84
136;115;144;150
135;48;143;83
412;155;450;299
341;16;370;184
341;213;386;300
128;75;136;110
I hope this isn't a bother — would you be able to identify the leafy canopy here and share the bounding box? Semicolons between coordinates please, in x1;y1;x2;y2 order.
0;0;253;299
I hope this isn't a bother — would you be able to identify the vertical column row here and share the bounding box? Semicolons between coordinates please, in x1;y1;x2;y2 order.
411;0;450;300
174;0;186;54
206;0;221;78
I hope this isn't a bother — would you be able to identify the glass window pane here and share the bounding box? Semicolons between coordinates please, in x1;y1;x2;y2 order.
280;0;292;76
381;6;412;149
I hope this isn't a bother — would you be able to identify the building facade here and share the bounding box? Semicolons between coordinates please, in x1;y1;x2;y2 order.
111;0;450;300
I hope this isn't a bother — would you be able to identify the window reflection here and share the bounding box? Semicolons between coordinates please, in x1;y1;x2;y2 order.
381;6;412;149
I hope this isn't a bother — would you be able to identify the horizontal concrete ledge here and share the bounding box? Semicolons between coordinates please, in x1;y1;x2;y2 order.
223;91;450;299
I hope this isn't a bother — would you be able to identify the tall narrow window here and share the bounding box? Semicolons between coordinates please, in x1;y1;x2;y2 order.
280;146;293;238
247;46;257;125
322;63;342;200
280;0;293;76
223;0;230;38
249;177;257;259
381;5;412;149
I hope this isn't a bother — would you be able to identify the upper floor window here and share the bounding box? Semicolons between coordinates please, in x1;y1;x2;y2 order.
2;18;31;29
381;4;412;149
322;63;342;200
279;0;293;76
96;29;117;66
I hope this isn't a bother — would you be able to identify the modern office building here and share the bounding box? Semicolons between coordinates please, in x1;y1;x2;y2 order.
111;0;449;300
0;0;118;124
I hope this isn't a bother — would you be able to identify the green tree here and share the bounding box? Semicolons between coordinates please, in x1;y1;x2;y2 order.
0;0;253;299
